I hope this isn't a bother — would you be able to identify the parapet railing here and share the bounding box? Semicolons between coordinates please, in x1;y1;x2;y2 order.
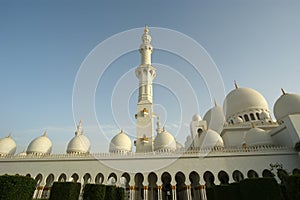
0;145;296;160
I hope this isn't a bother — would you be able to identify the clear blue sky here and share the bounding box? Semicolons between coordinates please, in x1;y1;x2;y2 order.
0;1;299;153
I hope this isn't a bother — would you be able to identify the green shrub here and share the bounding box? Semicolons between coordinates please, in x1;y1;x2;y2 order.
239;178;283;200
0;174;36;200
49;182;81;200
206;187;215;200
83;184;106;200
285;175;300;200
279;185;289;200
116;187;125;200
105;185;116;200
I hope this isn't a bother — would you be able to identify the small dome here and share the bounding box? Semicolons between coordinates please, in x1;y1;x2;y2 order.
109;130;132;153
201;129;224;148
274;91;300;121
245;127;273;147
203;105;225;133
192;114;202;121
67;120;91;154
0;134;17;155
154;129;176;152
67;134;90;154
223;87;269;121
27;132;52;155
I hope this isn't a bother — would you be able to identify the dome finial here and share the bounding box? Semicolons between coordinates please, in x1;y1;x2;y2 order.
156;116;163;134
144;24;149;33
7;132;12;138
43;131;47;137
214;98;217;107
281;88;286;95
234;80;239;89
76;120;83;135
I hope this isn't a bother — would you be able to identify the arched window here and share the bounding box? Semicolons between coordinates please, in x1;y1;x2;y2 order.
244;114;249;122
256;113;260;120
232;170;244;182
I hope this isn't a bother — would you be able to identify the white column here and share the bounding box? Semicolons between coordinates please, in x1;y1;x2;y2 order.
130;186;135;200
200;185;207;200
172;185;177;200
186;185;192;200
143;186;148;200
157;185;163;200
37;186;43;199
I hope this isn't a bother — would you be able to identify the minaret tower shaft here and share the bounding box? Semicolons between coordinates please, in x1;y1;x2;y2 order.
135;26;156;153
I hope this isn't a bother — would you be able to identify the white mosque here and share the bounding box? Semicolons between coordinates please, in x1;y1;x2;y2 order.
0;26;300;200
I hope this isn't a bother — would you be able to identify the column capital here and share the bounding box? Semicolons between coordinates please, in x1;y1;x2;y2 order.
172;185;176;190
130;186;136;190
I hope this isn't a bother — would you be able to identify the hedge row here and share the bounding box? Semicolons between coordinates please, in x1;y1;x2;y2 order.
49;182;81;200
83;184;125;200
207;177;283;200
49;182;125;200
0;175;36;200
285;174;300;200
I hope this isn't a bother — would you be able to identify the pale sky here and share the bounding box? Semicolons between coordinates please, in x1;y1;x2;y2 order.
0;1;300;153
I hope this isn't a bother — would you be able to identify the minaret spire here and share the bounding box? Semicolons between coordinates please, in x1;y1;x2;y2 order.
139;25;153;65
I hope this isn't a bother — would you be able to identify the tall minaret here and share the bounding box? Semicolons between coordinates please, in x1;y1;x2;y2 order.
134;25;156;153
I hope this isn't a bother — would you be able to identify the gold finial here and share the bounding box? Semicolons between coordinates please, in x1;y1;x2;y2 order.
144;25;149;33
7;132;12;138
234;80;238;89
43;131;47;137
120;129;124;134
281;88;286;95
214;99;217;107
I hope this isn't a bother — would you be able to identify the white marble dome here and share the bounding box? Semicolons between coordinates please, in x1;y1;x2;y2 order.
192;114;202;121
274;91;300;121
67;134;90;154
223;87;269;121
109;130;132;153
27;132;52;155
203;105;225;133
154;129;176;152
0;134;17;155
245;127;273;147
200;129;224;149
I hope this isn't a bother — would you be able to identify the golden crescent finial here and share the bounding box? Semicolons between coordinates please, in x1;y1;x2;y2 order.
43;131;47;137
144;25;149;33
7;132;12;138
281;88;286;95
234;80;238;89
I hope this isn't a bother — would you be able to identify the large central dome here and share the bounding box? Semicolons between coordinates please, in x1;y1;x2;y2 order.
223;86;269;122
